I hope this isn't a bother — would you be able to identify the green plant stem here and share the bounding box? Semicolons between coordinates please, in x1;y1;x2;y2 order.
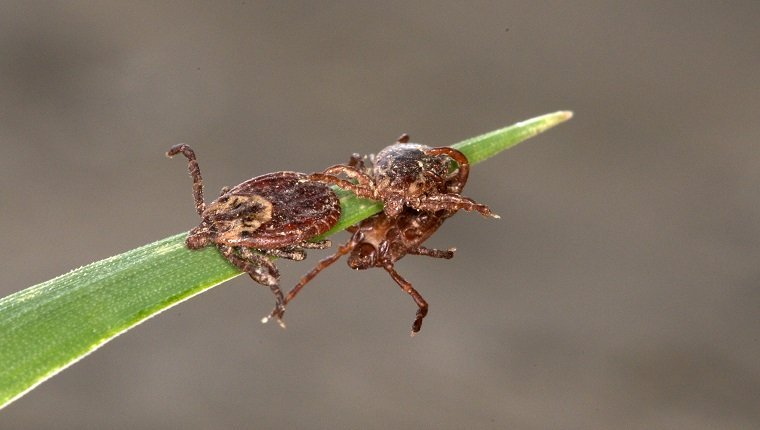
0;111;572;409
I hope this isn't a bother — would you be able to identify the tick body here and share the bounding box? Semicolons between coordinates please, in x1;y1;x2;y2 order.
310;134;497;219
272;140;495;334
167;144;341;321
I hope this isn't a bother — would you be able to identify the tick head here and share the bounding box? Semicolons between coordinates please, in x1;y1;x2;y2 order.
347;243;377;270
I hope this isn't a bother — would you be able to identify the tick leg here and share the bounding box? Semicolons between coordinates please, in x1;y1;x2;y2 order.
299;239;332;250
322;165;375;187
266;247;307;261
408;246;456;259
309;172;376;200
167;144;206;217
264;239;332;261
218;186;230;197
382;263;429;335
264;237;357;324
416;194;499;218
237;247;284;305
219;245;285;316
285;238;357;304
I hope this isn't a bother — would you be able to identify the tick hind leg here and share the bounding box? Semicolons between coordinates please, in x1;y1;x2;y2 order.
265;240;332;262
166;144;206;217
218;245;286;321
263;238;357;325
416;194;499;218
382;263;429;335
266;247;307;261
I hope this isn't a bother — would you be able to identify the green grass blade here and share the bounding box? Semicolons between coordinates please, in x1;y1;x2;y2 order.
452;110;574;165
0;111;572;409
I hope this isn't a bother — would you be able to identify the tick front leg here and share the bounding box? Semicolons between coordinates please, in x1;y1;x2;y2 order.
382;263;429;335
266;239;333;262
408;245;456;259
310;164;377;200
167;143;206;217
309;172;376;200
416;194;499;218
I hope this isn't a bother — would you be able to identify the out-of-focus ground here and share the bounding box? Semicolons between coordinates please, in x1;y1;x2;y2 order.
1;2;758;429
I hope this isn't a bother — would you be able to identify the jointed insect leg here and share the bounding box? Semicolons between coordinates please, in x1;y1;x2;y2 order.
264;239;332;262
263;238;358;323
416;194;499;218
167;144;206;216
266;247;307;261
382;263;429;335
219;245;285;316
298;240;332;250
408;246;456;259
426;147;470;193
310;163;377;200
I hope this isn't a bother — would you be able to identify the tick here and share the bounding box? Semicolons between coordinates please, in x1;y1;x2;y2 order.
269;144;495;334
167;144;342;321
309;134;498;219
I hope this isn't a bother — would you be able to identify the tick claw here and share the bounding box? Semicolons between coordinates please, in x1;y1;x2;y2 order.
261;314;287;329
262;305;288;329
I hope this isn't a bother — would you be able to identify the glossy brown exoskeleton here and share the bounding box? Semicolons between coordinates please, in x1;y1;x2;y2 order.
167;144;341;320
309;134;498;218
270;143;495;334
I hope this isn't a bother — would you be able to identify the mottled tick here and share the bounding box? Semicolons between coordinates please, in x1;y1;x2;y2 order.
167;144;341;322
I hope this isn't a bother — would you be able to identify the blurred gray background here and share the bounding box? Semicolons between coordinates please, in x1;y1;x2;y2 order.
1;1;758;429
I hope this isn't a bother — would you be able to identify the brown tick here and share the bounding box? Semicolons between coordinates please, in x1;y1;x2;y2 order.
167;144;341;323
309;134;498;219
270;141;495;334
